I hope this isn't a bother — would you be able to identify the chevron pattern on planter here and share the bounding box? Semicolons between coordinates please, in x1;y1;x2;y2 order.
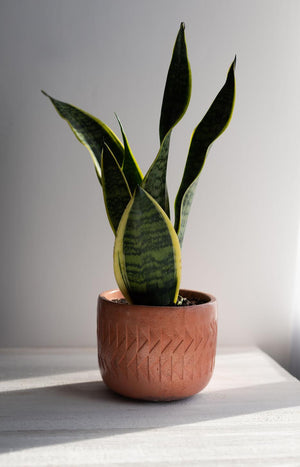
98;318;217;384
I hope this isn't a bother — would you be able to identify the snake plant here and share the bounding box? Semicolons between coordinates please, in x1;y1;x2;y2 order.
42;23;236;306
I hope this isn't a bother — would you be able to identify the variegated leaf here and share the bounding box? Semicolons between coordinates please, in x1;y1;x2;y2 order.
101;144;131;234
174;57;236;246
42;91;124;183
141;131;171;216
115;115;143;193
144;23;191;216
114;186;181;305
159;22;191;143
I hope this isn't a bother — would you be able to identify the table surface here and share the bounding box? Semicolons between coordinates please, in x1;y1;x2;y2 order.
0;347;299;466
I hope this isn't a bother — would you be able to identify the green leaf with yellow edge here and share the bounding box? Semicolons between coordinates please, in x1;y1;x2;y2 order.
115;115;143;193
41;91;124;183
174;57;236;246
113;186;181;305
143;23;191;217
101;144;132;234
159;22;191;143
141;131;171;216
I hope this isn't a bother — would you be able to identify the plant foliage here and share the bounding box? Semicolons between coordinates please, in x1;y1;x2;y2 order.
43;22;236;306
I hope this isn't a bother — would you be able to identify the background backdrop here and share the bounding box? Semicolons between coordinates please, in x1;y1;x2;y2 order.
1;0;300;373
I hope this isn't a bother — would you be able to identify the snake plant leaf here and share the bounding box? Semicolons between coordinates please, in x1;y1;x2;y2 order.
174;57;236;246
141;131;171;217
159;22;191;143
144;23;191;217
115;114;143;193
101;143;132;234
41;91;124;183
113;186;181;305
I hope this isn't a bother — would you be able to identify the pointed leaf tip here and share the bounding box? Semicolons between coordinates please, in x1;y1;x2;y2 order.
174;58;236;246
232;55;237;70
42;92;127;185
159;21;191;143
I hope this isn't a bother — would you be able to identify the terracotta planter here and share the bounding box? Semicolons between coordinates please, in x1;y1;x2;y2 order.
97;289;217;401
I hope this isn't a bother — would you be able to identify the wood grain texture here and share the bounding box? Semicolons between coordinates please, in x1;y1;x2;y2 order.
0;347;300;466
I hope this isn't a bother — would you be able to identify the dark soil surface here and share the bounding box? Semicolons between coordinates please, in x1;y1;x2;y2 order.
175;295;208;306
111;294;208;306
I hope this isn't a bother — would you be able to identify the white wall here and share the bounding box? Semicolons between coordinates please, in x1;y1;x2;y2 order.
1;0;300;370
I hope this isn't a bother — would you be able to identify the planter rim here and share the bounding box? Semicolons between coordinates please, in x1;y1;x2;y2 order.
99;288;216;309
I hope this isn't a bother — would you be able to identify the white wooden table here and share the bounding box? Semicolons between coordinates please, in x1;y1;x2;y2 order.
0;347;299;466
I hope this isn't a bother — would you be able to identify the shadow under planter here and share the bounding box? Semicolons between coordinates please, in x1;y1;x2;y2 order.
97;289;217;401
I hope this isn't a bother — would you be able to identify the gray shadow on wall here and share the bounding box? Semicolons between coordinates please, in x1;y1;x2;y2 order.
1;379;300;453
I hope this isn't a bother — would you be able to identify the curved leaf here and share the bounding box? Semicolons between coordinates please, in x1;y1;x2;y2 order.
115;114;143;193
41;91;124;183
101;144;132;234
174;57;236;246
141;131;171;216
113;186;181;305
159;22;192;143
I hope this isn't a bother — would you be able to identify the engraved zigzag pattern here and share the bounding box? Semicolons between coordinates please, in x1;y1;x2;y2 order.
99;319;217;383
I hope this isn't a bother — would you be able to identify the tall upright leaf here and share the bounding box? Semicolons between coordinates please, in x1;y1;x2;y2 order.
174;58;236;246
159;22;192;143
42;91;124;183
115;115;143;193
101;144;132;234
143;22;191;217
114;186;181;305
